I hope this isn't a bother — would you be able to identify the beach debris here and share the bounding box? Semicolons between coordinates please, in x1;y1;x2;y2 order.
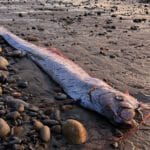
62;119;87;144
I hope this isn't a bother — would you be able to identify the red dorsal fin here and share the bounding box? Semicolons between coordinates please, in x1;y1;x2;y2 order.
49;47;66;58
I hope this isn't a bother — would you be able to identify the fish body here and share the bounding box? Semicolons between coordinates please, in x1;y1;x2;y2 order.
0;27;142;126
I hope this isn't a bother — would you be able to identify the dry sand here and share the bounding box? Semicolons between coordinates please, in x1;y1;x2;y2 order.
0;0;150;149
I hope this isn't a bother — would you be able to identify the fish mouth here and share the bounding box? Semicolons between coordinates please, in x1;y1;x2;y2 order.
112;108;140;128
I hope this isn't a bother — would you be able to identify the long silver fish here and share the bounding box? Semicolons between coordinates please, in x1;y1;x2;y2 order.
0;26;149;127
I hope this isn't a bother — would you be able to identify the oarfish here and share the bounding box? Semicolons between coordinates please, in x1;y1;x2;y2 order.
0;26;149;127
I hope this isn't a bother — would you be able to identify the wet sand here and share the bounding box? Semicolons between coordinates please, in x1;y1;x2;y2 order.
0;0;150;149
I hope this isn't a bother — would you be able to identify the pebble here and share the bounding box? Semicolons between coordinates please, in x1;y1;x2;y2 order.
51;125;62;134
0;110;6;116
0;118;10;137
51;109;61;121
12;126;24;137
8;136;22;145
5;96;29;108
43;119;60;126
130;26;138;30
62;119;87;144
0;56;9;70
61;105;73;111
6;111;21;120
17;104;25;113
12;92;22;98
0;47;2;52
17;80;28;88
0;70;9;83
0;87;2;96
27;105;39;112
111;142;119;149
33;119;44;130
39;125;51;142
8;50;26;58
18;13;23;17
55;92;67;100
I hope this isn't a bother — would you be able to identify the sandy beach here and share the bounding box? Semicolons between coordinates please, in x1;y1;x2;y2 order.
0;0;150;149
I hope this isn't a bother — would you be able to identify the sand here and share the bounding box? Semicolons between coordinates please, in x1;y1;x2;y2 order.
0;0;150;149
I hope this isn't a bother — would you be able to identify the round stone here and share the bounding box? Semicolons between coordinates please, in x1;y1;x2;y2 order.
0;118;10;137
62;119;87;144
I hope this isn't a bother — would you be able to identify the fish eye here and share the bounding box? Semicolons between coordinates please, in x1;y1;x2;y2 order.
115;95;124;101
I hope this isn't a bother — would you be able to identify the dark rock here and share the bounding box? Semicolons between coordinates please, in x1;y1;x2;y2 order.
130;26;139;30
51;125;62;134
133;18;146;23
18;13;23;17
43;119;60;126
54;92;67;100
51;109;61;121
17;80;28;88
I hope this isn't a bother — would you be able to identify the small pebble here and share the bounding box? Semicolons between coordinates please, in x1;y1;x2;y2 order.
6;111;21;120
62;119;87;144
55;92;67;100
0;56;9;70
0;118;10;137
8;50;26;58
51;125;62;134
0;47;2;52
0;71;8;83
40;125;51;142
12;126;24;136
27;105;39;112
8;136;22;145
43;119;59;127
51;109;61;121
33;119;44;130
111;142;119;149
17;80;28;88
12;92;22;98
61;105;73;111
0;110;6;116
17;104;25;113
5;96;29;108
0;87;2;96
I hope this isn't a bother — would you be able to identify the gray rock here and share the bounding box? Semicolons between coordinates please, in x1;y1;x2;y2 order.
51;109;61;121
43;119;60;126
55;92;67;100
5;96;29;108
8;50;26;58
51;125;62;134
6;111;21;120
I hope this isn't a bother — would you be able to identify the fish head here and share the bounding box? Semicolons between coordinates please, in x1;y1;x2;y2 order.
111;93;140;127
